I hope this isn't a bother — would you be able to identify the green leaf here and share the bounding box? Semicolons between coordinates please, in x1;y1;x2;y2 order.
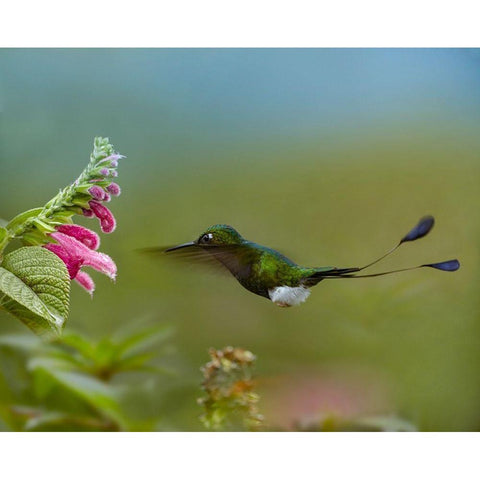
115;352;156;371
0;226;9;254
115;325;173;358
59;332;96;360
0;247;70;337
28;356;126;429
352;415;417;432
0;227;7;243
0;333;43;352
5;208;43;234
22;410;120;432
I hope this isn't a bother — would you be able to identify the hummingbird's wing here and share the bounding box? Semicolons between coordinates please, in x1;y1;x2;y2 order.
140;244;256;279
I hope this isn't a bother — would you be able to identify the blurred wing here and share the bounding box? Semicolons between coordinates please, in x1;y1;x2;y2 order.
140;244;256;278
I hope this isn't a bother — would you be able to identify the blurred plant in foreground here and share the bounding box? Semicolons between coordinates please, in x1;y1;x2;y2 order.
198;346;264;431
0;324;172;431
198;350;417;432
0;137;124;337
294;414;416;432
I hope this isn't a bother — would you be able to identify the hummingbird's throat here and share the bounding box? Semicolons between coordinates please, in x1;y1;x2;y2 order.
268;286;311;307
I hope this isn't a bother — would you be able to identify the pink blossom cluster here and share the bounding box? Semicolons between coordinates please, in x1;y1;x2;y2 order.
81;154;123;234
43;153;124;295
45;224;116;296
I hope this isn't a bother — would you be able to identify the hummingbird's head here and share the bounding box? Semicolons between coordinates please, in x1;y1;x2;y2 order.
163;225;245;253
196;224;244;246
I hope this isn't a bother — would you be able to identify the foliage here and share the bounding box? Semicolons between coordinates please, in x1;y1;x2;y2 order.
0;137;123;337
0;247;70;337
197;347;419;432
0;324;173;431
294;414;417;432
198;346;264;431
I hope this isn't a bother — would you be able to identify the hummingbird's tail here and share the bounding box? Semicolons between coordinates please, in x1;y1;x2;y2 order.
310;215;460;282
323;259;460;279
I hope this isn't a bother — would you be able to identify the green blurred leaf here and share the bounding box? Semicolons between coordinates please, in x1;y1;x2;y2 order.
9;405;120;432
296;413;418;432
0;324;175;431
353;415;417;432
0;247;70;337
59;332;96;361
93;338;118;366
115;324;173;358
0;333;43;352
115;352;156;371
23;410;120;432
28;356;126;428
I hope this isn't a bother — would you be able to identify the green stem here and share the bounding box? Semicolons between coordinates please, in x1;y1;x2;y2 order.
0;136;115;257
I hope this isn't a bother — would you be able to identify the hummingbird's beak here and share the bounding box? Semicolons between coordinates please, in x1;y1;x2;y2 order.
165;241;197;252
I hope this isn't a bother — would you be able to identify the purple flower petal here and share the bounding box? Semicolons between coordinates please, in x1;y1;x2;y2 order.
103;154;125;167
89;200;117;233
50;231;117;280
83;250;117;280
75;271;95;295
100;169;118;178
88;185;108;201
106;182;121;196
43;243;82;279
56;224;100;250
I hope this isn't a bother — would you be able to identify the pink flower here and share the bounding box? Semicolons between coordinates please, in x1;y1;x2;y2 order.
88;185;109;202
44;243;83;279
106;182;121;196
100;168;118;177
102;154;125;168
75;271;95;293
43;225;117;295
56;224;100;250
88;200;116;233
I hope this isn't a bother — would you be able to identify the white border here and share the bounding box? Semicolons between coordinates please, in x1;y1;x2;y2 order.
1;5;478;478
1;432;478;478
1;0;479;47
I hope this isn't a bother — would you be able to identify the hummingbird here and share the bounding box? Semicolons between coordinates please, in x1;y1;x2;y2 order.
145;216;460;307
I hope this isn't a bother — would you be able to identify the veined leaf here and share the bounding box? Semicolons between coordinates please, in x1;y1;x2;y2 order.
0;247;70;337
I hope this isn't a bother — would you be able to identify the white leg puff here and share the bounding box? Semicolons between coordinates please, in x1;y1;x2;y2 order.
268;286;311;307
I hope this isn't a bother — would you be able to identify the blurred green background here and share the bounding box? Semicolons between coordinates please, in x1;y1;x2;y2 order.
0;49;479;431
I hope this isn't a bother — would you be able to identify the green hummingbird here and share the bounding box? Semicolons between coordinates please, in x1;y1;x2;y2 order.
145;216;459;307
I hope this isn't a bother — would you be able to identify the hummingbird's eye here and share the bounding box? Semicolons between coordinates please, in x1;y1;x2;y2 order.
200;233;213;244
